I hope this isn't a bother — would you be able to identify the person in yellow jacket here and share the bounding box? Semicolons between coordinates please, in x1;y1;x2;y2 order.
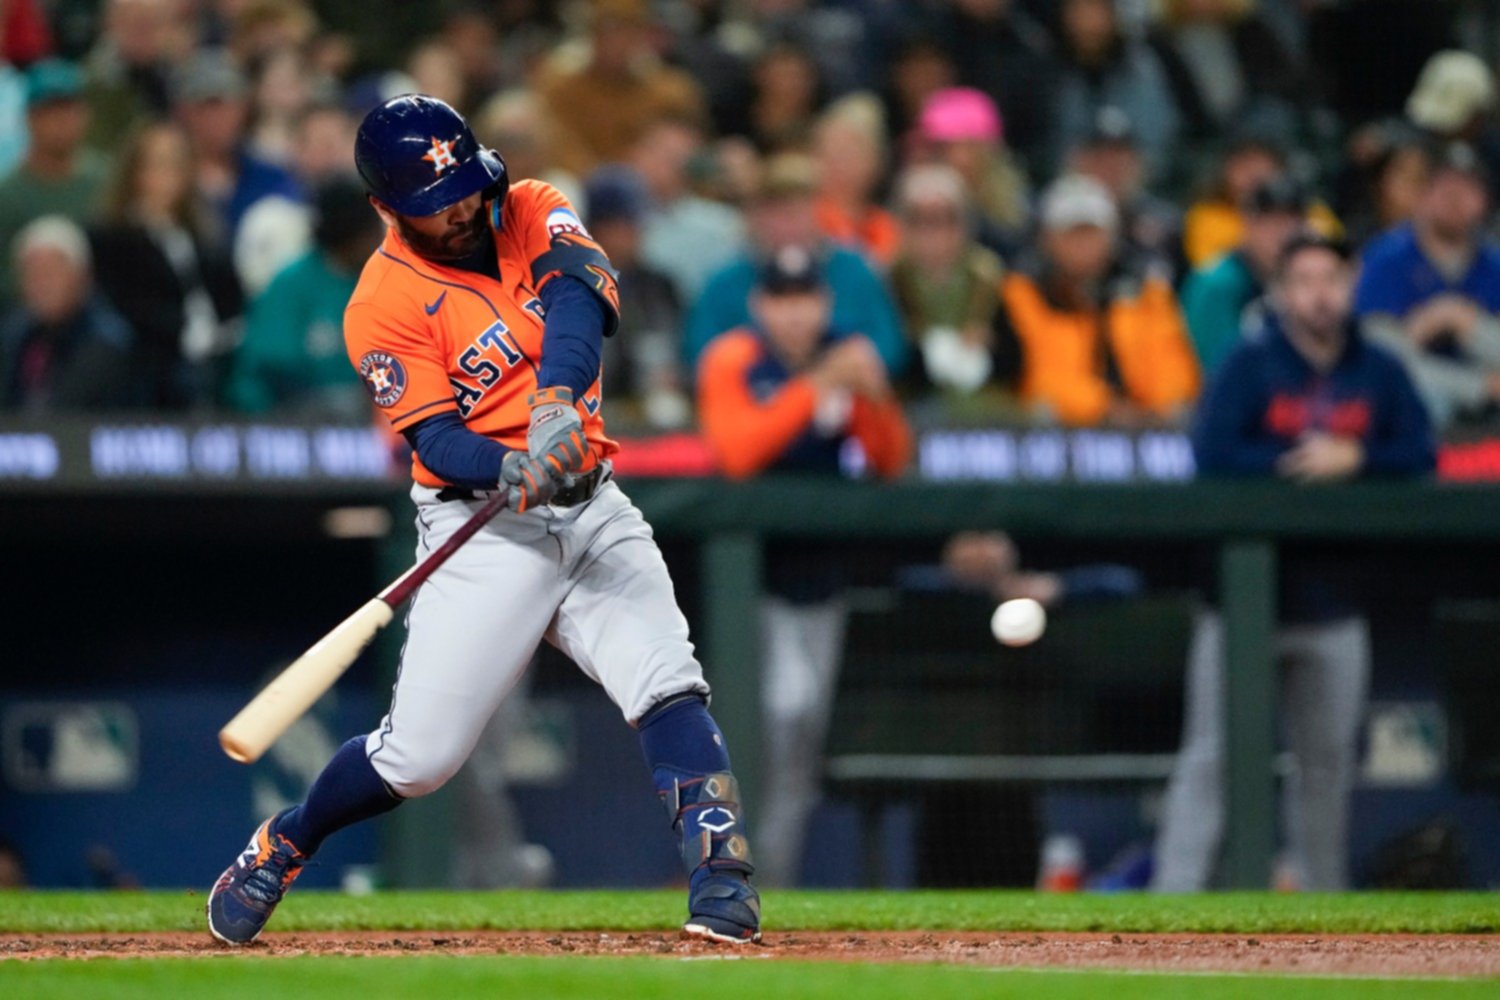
1002;174;1200;427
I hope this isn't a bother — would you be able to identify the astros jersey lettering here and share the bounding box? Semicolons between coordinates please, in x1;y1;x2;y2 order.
344;178;621;486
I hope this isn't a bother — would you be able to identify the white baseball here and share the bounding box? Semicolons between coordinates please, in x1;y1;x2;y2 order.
991;598;1047;647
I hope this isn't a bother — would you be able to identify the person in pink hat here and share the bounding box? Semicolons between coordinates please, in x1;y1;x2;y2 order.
910;87;1030;256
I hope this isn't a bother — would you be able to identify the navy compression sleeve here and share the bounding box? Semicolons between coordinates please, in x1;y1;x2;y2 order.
403;412;511;490
537;275;606;398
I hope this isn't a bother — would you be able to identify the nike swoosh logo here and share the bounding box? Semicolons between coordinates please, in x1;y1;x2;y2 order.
424;291;447;315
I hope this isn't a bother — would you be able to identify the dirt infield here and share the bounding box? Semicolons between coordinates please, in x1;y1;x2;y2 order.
4;930;1499;977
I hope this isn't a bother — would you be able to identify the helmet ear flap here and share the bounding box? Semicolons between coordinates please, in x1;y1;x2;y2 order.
482;148;509;229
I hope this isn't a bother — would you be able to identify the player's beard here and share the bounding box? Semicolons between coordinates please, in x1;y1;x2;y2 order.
397;203;491;263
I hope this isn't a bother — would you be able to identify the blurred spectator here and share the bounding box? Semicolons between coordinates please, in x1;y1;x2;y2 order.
0;216;136;411
1181;176;1307;376
1182;132;1337;270
812;93;899;270
582;166;689;429
233;103;358;298
910;87;1029;255
1356;144;1500;429
1159;233;1433;892
721;41;823;154
438;5;504;107
289;102;357;185
1;0;54;66
473;88;581;206
630;114;746;304
939;0;1059;166
226;177;377;416
684;153;907;376
1405;50;1495;146
1051;0;1180;185
1148;0;1301;144
0;63;25;178
227;0;317;66
1067;105;1183;279
934;530;1145;608
1338;125;1433;249
887;164;1015;404
245;46;316;168
172;49;302;248
880;34;956;141
697;246;910;884
735;0;871;97
83;0;181;153
0;60;111;306
1002;174;1198;427
406;39;467;114
535;0;707;175
91;121;243;409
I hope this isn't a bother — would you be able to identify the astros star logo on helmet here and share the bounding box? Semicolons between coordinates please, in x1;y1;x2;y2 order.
422;136;459;175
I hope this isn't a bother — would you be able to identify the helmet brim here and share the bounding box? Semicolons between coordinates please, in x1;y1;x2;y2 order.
384;147;506;218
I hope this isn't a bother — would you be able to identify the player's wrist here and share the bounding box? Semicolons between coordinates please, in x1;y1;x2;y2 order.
528;387;575;410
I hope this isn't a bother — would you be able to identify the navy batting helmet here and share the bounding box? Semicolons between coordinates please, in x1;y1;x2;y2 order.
355;95;508;217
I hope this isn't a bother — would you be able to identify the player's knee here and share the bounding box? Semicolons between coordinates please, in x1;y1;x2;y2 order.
368;739;469;799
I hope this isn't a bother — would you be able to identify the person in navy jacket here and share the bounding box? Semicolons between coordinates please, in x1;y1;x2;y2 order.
1196;234;1437;480
1155;231;1435;894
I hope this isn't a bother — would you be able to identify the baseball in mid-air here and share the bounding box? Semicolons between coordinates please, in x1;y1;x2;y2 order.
991;598;1047;647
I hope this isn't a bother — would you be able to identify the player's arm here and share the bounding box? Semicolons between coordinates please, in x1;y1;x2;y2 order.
518;182;622;475
847;394;913;479
697;332;819;479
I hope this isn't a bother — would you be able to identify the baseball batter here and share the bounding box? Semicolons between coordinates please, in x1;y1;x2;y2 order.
207;95;760;945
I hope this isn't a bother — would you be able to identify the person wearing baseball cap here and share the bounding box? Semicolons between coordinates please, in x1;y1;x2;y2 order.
0;59;110;306
1181;175;1309;375
1067;105;1184;281
684;154;907;378
1001;174;1199;427
1356;142;1500;428
696;243;911;885
913;87;1030;253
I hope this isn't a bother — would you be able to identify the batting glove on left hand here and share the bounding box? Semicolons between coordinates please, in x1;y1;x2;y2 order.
500;450;558;514
526;387;589;481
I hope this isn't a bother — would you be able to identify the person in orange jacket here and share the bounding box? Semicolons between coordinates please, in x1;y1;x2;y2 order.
697;245;911;885
1002;174;1200;427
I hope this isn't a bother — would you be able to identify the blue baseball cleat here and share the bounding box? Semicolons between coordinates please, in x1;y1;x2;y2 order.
683;867;761;944
206;811;307;945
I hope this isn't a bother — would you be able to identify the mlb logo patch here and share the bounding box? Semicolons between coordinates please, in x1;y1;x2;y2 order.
546;207;590;240
359;351;408;407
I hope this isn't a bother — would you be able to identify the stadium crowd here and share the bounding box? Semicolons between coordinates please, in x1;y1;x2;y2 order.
0;0;1496;443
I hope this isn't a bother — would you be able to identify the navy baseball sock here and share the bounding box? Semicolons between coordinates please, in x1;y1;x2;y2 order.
638;694;732;777
274;736;403;856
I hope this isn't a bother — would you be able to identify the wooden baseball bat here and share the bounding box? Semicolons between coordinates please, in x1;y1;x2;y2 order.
218;491;510;764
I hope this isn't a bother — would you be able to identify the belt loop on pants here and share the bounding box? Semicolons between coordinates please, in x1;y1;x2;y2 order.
435;464;607;508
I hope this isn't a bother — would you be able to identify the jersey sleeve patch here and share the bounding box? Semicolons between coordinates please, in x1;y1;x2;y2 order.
359;350;409;407
530;238;622;330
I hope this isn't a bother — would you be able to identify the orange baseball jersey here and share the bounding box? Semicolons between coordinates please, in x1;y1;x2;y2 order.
697;328;912;480
344;179;621;487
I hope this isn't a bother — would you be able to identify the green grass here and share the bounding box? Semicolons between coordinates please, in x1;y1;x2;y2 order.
1;957;1497;1000
3;889;1499;935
